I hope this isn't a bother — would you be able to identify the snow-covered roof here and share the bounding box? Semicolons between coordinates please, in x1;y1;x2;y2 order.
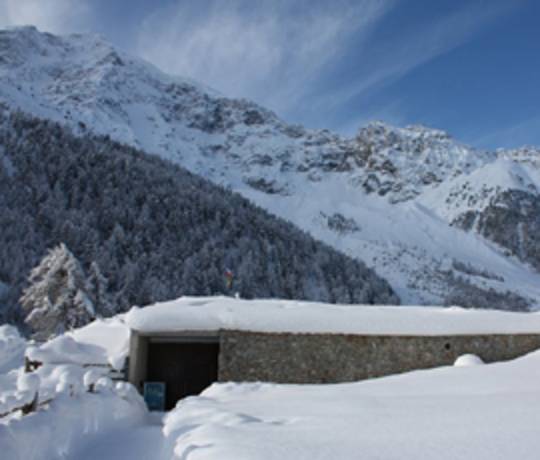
125;296;540;336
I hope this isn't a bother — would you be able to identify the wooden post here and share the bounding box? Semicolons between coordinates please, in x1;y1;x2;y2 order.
21;392;38;415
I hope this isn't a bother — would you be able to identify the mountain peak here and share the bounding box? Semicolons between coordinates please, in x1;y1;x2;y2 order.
359;120;452;142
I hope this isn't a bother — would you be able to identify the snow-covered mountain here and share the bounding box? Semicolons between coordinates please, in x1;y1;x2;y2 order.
2;26;540;308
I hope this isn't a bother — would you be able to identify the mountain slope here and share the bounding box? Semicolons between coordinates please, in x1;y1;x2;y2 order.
0;111;398;322
1;26;539;309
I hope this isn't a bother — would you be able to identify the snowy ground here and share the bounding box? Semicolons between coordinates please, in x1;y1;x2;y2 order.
67;412;167;460
0;318;148;460
0;325;26;374
2;302;540;459
6;349;539;460
164;350;540;460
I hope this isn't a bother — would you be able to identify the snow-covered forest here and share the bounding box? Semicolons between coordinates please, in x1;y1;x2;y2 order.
0;111;398;325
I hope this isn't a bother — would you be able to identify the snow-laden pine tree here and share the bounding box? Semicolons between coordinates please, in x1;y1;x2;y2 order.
20;243;96;339
86;261;114;317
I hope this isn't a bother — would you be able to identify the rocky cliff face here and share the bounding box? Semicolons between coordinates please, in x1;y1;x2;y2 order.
1;26;540;309
454;190;540;272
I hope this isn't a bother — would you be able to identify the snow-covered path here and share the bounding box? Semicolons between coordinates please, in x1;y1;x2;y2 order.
68;413;169;460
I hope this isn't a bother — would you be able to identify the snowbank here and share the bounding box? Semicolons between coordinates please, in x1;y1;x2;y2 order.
126;296;540;336
163;349;540;459
70;317;130;369
0;325;26;374
454;354;485;367
26;317;130;370
27;336;107;367
0;315;146;460
1;326;146;460
0;383;147;460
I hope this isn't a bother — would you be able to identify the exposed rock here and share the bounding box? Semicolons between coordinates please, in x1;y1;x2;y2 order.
244;177;289;195
455;190;540;271
323;213;361;234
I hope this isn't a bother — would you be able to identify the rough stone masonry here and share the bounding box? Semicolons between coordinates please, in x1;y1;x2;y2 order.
218;330;540;383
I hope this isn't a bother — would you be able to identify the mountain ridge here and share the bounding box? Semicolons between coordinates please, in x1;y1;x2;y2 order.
1;26;539;309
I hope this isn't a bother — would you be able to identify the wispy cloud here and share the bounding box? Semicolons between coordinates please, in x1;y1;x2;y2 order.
0;0;92;34
472;116;540;149
314;1;518;128
135;0;518;131
135;0;395;115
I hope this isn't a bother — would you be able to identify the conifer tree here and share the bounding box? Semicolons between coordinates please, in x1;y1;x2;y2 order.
87;261;114;316
20;243;95;339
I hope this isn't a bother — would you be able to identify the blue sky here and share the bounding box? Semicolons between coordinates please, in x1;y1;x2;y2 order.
0;0;539;149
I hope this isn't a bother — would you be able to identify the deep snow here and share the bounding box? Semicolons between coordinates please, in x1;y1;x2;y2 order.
163;349;540;459
0;318;147;460
26;317;130;371
4;347;540;460
2;302;540;459
0;325;25;374
126;296;540;335
1;387;148;460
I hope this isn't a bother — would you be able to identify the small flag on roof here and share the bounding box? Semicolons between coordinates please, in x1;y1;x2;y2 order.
225;268;234;289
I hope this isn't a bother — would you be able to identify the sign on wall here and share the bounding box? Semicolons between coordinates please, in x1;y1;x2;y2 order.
143;381;166;411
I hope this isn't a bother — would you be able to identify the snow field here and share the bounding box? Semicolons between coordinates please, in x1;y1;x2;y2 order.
2;306;540;459
163;349;540;459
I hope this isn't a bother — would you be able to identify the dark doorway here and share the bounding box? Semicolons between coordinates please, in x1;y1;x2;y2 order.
146;341;219;410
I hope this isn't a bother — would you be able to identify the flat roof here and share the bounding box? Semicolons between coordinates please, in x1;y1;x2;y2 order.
125;296;540;337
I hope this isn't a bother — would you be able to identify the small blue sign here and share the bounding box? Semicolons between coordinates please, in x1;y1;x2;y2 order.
143;382;166;411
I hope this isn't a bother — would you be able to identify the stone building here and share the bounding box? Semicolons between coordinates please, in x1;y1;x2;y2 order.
126;297;540;410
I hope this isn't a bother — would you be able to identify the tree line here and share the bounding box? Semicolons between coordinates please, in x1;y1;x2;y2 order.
0;111;398;331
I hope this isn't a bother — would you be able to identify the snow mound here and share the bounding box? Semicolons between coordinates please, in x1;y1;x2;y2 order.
0;312;146;460
0;325;26;374
163;349;540;460
70;317;130;370
0;382;147;460
454;354;485;367
27;336;108;367
26;317;130;370
17;372;40;393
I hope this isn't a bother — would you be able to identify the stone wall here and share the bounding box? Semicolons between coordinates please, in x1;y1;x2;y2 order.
218;330;540;383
